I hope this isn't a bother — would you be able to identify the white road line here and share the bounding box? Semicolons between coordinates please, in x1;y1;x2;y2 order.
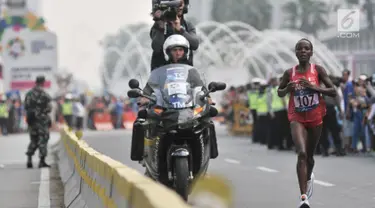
224;158;241;164
38;168;50;208
314;179;335;187
256;166;279;173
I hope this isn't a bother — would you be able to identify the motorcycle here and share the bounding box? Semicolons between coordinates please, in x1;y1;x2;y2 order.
127;64;225;200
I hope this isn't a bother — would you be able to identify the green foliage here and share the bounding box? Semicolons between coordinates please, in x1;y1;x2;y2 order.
282;0;330;35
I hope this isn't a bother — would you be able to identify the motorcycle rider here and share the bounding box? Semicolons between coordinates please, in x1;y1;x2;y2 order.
131;34;218;163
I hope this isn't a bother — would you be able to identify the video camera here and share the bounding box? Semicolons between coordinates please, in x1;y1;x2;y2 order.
152;0;189;21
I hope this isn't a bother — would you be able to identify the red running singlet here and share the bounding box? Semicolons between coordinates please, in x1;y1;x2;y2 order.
287;64;326;127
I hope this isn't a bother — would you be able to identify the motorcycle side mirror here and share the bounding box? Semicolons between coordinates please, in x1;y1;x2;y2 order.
208;82;226;92
208;82;217;92
127;89;142;98
214;82;226;91
128;79;140;89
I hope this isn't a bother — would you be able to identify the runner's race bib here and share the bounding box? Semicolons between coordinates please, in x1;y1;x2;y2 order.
293;90;319;112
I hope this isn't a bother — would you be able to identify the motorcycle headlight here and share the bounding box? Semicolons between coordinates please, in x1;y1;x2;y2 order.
178;120;199;129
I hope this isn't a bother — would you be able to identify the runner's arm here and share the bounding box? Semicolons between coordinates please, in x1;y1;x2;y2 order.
315;65;337;97
277;69;291;97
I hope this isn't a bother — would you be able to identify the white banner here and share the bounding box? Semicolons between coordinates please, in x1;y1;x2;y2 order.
1;29;58;96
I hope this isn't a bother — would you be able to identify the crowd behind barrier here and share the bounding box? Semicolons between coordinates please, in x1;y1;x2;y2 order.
0;91;139;135
56;126;191;208
221;72;375;156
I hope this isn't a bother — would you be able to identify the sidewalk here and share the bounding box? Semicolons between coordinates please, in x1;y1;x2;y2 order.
0;133;64;208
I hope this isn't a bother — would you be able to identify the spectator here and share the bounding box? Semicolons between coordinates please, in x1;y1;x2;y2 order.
341;69;354;151
73;96;85;130
0;95;8;135
319;75;345;156
236;86;248;105
349;77;369;152
115;97;125;129
62;94;74;128
366;96;375;150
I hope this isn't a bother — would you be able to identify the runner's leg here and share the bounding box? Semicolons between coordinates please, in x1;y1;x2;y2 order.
290;121;308;195
306;124;323;179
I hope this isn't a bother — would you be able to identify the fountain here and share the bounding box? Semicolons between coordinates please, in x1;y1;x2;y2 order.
101;21;343;95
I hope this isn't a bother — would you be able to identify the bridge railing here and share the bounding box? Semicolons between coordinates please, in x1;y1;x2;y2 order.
56;127;191;208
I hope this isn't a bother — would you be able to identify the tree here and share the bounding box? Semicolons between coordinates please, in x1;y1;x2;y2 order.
282;0;330;36
363;0;374;29
344;0;373;30
211;0;272;30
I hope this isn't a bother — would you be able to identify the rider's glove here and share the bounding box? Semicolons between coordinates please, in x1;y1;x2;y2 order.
137;97;150;106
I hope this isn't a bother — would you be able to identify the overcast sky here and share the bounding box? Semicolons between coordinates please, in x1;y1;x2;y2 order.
41;0;152;88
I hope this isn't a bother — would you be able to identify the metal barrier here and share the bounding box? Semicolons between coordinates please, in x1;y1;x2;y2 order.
56;127;191;208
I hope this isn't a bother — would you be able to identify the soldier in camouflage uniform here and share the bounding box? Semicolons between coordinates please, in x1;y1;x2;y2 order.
24;76;52;168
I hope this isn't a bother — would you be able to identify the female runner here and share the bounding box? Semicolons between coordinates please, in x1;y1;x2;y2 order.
277;39;337;208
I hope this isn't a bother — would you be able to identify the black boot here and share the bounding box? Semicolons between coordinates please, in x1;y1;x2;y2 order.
38;156;50;168
27;156;33;168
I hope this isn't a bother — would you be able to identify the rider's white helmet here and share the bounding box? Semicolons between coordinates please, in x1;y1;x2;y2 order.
163;34;190;61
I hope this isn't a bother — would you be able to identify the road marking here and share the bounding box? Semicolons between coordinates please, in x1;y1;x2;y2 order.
224;158;240;164
314;180;335;187
256;166;279;173
38;168;50;208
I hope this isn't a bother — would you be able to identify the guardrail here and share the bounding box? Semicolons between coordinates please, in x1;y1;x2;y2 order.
56;127;191;208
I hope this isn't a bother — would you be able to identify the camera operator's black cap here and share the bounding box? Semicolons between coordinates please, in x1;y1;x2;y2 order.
36;75;45;84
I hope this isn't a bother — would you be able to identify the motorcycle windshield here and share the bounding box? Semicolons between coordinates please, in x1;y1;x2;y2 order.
147;64;205;109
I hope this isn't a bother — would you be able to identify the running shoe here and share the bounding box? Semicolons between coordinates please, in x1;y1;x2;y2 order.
306;172;315;199
299;194;310;208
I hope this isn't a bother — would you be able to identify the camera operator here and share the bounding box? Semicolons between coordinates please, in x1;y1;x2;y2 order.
150;0;199;71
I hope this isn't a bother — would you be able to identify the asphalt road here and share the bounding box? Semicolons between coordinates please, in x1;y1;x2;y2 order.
83;126;375;208
0;132;61;208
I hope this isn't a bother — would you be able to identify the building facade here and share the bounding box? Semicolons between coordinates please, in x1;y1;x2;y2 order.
322;29;375;77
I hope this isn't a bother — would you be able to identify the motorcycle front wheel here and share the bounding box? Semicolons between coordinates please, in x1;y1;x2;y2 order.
174;157;189;201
